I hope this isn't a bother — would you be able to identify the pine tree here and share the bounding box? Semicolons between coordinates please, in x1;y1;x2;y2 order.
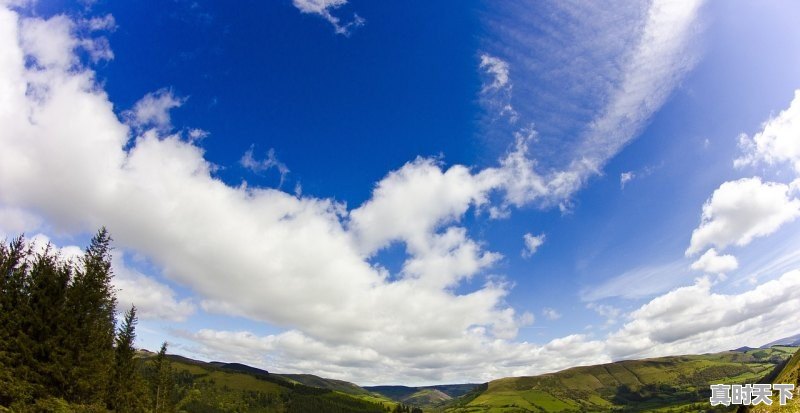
0;236;33;405
63;228;118;405
23;244;72;398
108;305;145;412
151;342;176;413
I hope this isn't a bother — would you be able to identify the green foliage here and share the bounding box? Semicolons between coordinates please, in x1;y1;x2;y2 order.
63;229;118;405
146;342;178;413
107;306;148;412
154;354;392;413
0;229;137;412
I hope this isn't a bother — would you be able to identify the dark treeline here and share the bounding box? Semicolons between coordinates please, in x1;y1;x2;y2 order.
390;404;422;413
0;229;175;413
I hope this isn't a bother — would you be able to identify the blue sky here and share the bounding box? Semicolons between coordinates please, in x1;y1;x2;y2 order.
1;0;800;385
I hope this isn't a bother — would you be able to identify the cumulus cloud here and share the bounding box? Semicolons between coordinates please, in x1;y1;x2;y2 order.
735;89;800;174
20;15;78;69
686;177;800;255
690;248;738;275
19;13;114;69
113;252;196;322
292;0;364;36
521;232;545;258
0;206;42;238
605;270;800;359
587;302;621;326
348;157;500;254
0;6;531;383
123;88;185;131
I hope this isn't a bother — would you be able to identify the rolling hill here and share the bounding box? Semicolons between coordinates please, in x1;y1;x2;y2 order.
365;384;481;406
436;346;799;412
133;342;799;412
144;353;397;413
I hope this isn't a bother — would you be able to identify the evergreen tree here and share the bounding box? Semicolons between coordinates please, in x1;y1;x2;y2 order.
63;228;118;405
151;342;176;413
23;245;72;398
108;305;147;413
0;236;33;405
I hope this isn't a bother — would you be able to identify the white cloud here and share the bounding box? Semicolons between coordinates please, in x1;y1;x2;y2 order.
23;233;83;264
479;54;510;92
124;88;185;131
579;0;703;167
184;268;800;383
735;89;800;175
349;157;500;254
690;248;738;275
0;206;42;238
605;270;800;359
686;177;800;255
620;171;635;189
587;302;621;327
20;15;77;69
481;0;703;198
0;7;530;383
521;232;545;258
187;128;209;142
113;252;196;322
541;307;560;321
240;146;290;187
83;14;116;32
292;0;364;36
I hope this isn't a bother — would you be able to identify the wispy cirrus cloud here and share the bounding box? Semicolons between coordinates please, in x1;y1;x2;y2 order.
292;0;364;36
480;0;704;197
240;146;290;188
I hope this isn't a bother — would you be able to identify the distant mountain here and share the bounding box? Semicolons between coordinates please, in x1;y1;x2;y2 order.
761;333;800;348
439;346;799;412
364;383;480;406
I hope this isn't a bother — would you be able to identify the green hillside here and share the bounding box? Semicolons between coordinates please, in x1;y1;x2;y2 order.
275;373;375;397
402;389;452;406
437;346;798;413
366;384;480;402
749;346;800;413
158;354;397;413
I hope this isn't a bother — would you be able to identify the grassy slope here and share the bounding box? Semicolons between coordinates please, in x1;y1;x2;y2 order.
366;384;481;406
403;389;452;405
274;373;374;396
158;355;397;412
750;346;800;413
439;347;798;413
